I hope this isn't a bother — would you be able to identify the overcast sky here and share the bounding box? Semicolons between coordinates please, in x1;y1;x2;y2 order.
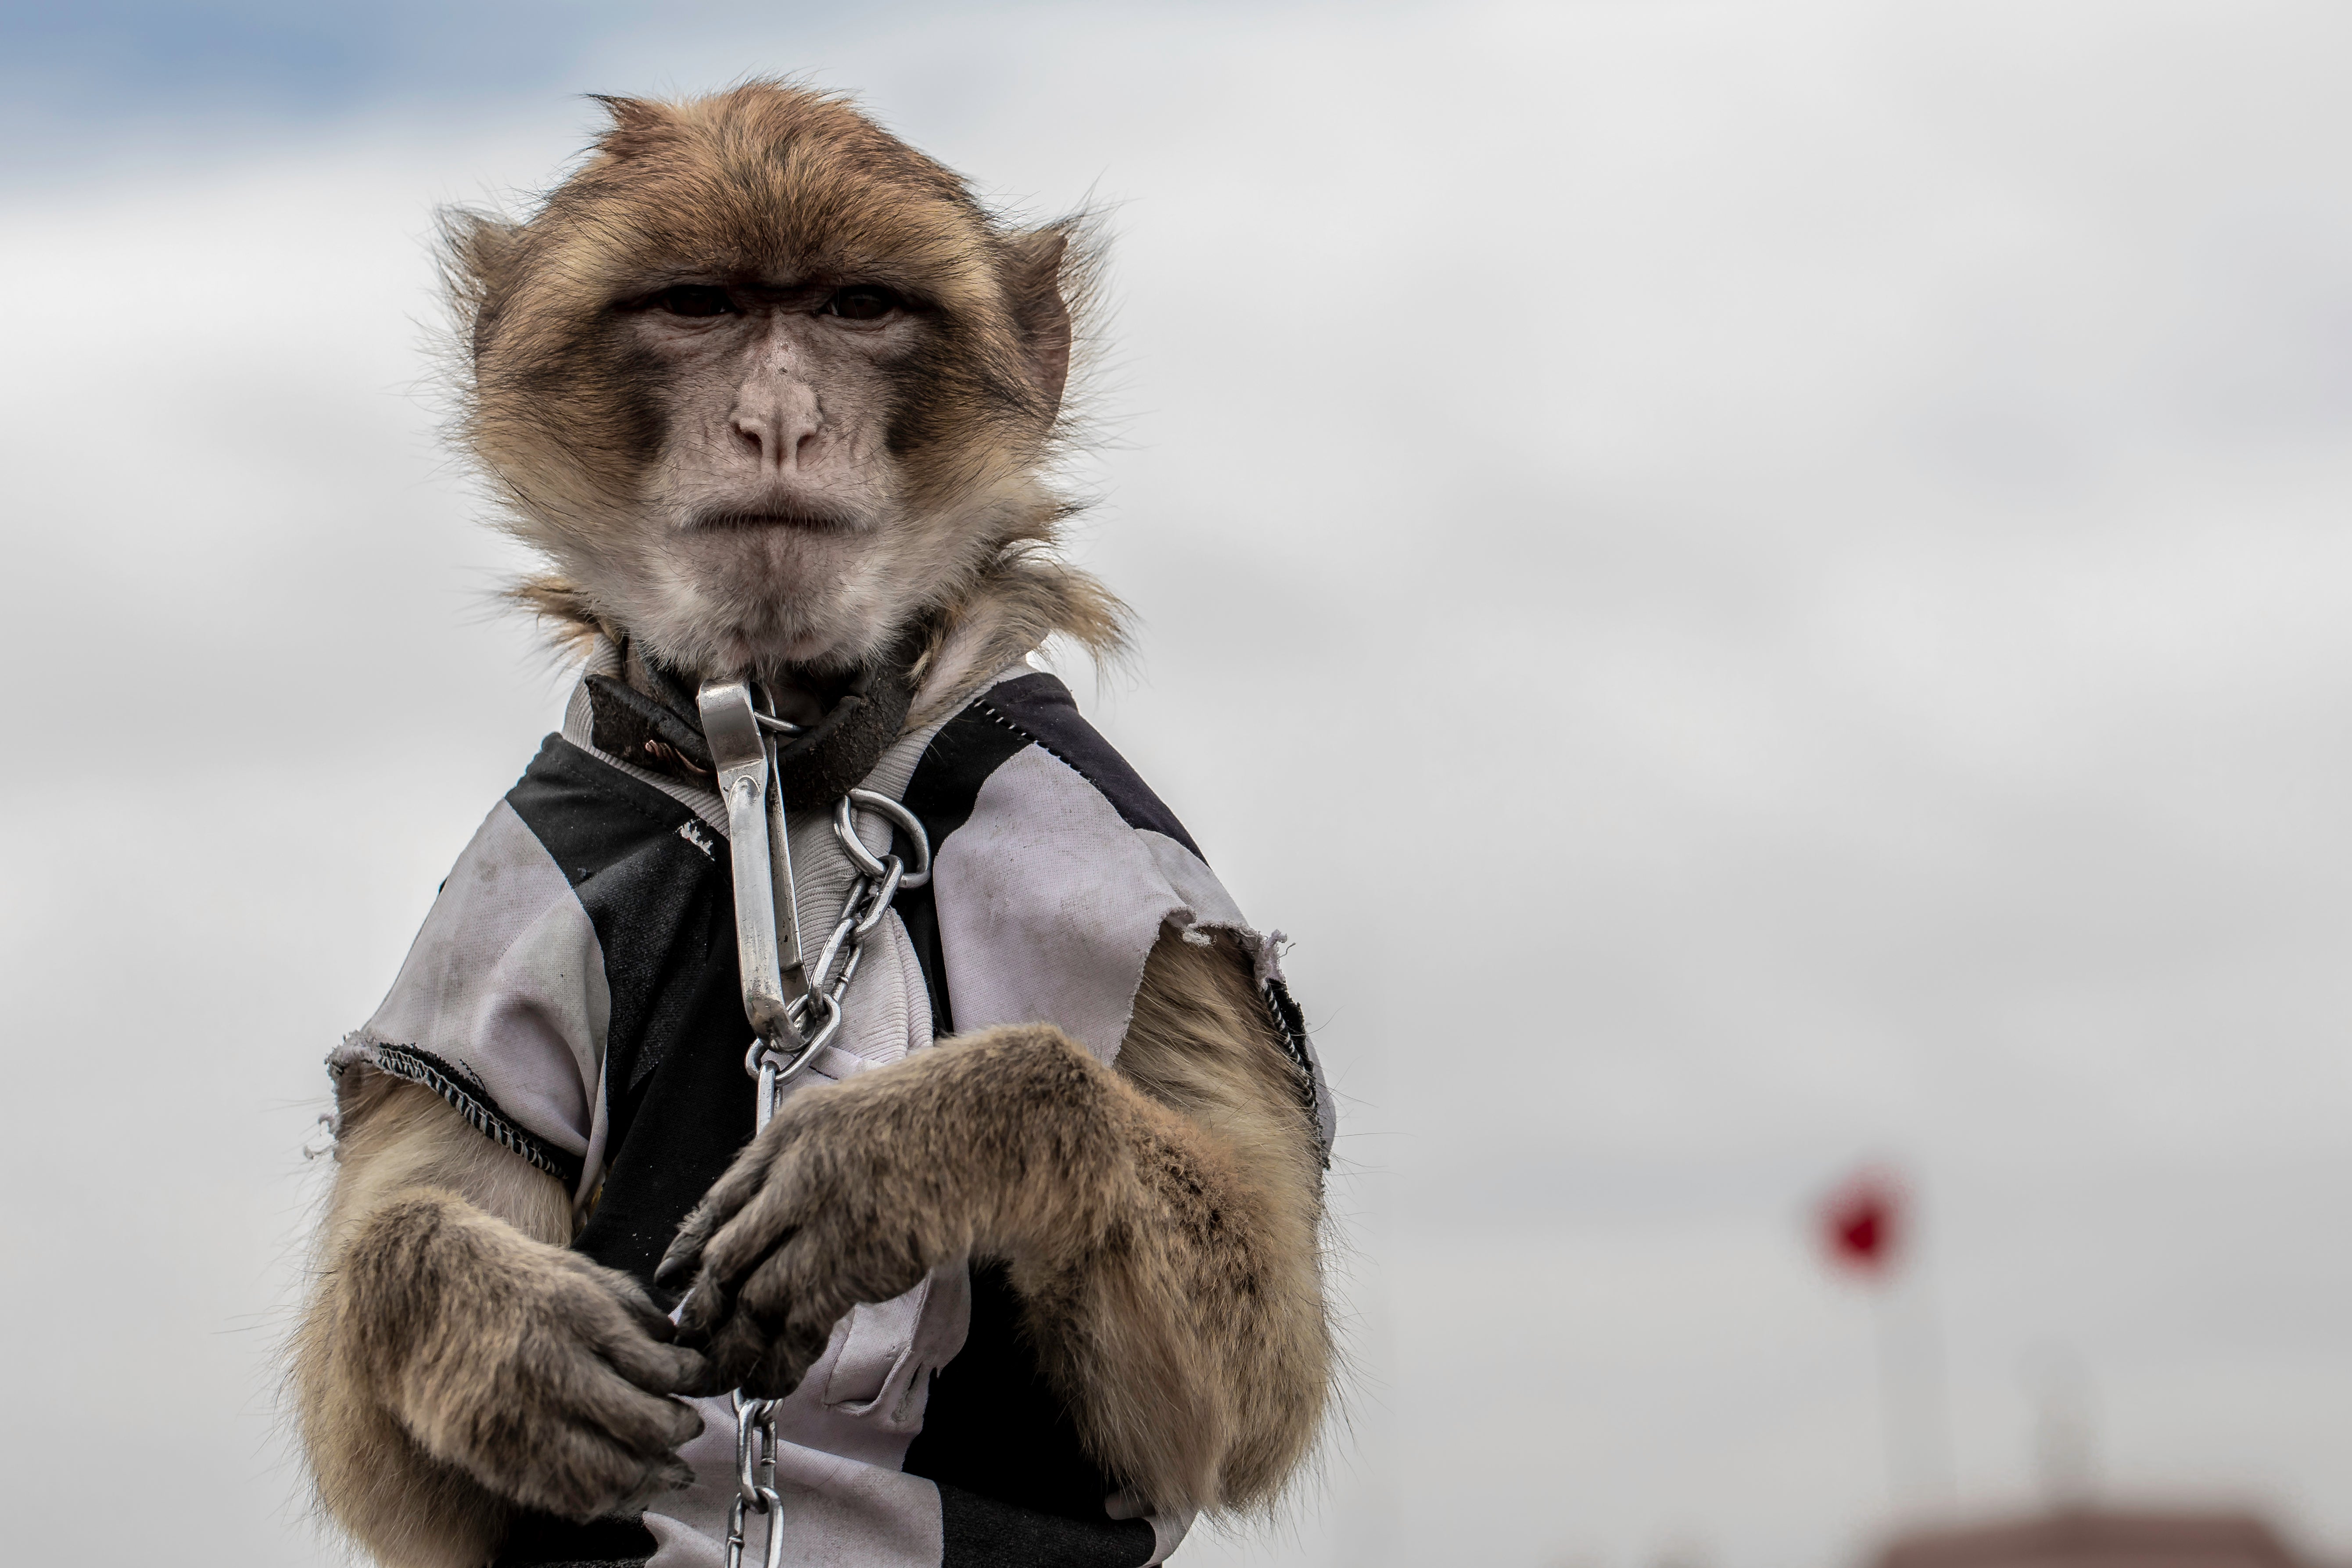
6;4;2352;1566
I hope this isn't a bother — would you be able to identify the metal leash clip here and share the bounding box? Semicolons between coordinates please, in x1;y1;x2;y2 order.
696;677;932;1568
698;680;818;1129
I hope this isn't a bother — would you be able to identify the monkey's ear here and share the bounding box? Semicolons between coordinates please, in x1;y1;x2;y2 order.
437;209;525;355
589;94;675;158
441;210;521;293
1004;227;1072;419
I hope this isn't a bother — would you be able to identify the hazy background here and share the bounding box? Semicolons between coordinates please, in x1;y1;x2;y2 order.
6;3;2352;1564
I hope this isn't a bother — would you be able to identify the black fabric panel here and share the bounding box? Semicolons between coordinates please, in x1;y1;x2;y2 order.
494;1510;656;1566
895;885;955;1039
970;674;1204;862
569;950;757;1291
505;734;756;1286
937;1481;1158;1568
584;848;735;1104
904;1263;1127;1525
1260;976;1330;1170
507;736;734;1099
899;690;1039;850
491;741;759;1562
507;733;705;882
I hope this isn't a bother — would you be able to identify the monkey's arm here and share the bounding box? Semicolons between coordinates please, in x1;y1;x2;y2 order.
660;926;1331;1514
294;1076;704;1568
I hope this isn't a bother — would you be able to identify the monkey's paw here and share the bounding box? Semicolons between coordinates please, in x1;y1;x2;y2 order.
655;1026;1113;1399
375;1202;709;1520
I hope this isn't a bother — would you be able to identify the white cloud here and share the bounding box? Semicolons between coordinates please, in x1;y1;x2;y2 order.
7;4;2352;1564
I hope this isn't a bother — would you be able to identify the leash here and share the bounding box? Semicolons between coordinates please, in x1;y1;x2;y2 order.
696;678;932;1568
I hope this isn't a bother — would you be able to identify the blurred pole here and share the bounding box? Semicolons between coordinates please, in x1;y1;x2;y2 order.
1874;1255;1956;1512
1821;1163;1955;1515
2022;1346;2097;1508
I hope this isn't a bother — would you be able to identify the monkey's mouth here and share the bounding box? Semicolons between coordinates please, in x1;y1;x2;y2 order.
685;502;862;534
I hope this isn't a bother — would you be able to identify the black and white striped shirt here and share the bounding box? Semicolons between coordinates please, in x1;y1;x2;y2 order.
333;660;1330;1568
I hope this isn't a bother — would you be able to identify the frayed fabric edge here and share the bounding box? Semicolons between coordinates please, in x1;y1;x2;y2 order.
326;1033;588;1189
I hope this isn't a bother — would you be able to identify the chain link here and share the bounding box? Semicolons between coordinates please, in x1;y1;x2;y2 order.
725;1389;786;1568
739;789;933;1124
723;721;931;1568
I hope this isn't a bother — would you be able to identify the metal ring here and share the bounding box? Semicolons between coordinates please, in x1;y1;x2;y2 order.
743;1030;795;1080
742;991;836;1089
735;1402;764;1503
753;1057;780;1130
805;912;858;1003
835;790;932;888
756;1485;786;1568
760;993;840;1087
852;860;905;937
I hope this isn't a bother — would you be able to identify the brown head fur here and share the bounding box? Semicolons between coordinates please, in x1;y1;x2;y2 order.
441;81;1126;683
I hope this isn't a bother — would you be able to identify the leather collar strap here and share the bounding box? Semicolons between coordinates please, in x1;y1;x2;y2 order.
584;635;921;809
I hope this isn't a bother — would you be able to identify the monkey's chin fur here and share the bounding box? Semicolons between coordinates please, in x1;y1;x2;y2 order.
548;492;1025;679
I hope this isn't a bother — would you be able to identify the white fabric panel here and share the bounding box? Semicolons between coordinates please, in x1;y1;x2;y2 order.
647;1261;968;1566
938;745;1263;1064
1145;1509;1196;1565
775;801;932;1073
1135;827;1279;972
344;800;608;1169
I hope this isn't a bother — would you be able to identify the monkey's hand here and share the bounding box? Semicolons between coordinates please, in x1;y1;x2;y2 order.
655;931;1332;1522
657;1024;1139;1399
339;1191;708;1519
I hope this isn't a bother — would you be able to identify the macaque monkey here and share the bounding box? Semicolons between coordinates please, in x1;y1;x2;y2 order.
293;82;1334;1568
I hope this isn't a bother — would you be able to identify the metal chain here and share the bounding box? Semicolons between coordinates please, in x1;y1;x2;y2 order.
721;702;932;1568
741;788;933;1130
727;1389;785;1568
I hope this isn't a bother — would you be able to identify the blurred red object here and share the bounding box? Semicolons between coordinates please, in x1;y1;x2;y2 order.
1820;1164;1906;1278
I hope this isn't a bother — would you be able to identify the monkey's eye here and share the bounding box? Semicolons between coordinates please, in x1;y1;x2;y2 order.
823;285;904;322
646;285;738;317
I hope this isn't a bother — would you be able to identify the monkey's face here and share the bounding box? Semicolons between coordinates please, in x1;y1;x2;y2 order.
454;86;1074;679
615;273;932;673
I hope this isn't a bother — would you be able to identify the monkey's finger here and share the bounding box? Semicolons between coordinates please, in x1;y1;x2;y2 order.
606;1279;682;1345
653;1193;746;1287
557;1361;710;1457
653;1216;711;1288
724;1234;866;1399
600;1270;683;1343
658;1124;796;1278
740;1314;834;1400
673;1342;749;1399
670;1259;755;1355
655;1146;780;1286
693;1173;825;1297
674;1206;807;1341
592;1320;708;1395
677;1265;800;1392
505;1418;697;1521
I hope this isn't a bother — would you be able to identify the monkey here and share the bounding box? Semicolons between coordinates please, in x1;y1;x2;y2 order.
292;83;1336;1568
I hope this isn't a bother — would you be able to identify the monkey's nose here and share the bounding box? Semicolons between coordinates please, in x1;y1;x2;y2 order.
729;380;822;470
